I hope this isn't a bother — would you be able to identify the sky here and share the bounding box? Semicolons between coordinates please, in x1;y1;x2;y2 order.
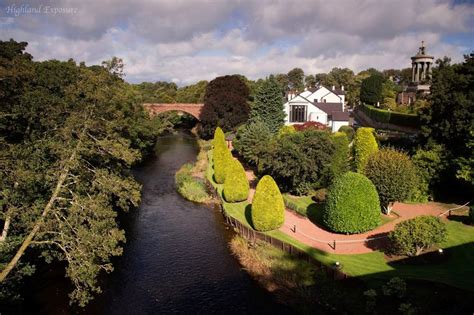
0;0;473;85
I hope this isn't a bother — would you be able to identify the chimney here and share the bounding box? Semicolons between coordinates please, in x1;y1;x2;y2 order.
332;85;335;90
341;85;344;91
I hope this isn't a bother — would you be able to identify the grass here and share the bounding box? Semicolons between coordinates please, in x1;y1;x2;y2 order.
207;150;474;291
176;163;210;203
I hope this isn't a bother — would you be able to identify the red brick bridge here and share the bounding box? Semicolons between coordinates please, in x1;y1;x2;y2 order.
143;103;204;120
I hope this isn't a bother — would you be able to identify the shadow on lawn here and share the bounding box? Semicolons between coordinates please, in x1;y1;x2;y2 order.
306;203;326;228
244;204;255;229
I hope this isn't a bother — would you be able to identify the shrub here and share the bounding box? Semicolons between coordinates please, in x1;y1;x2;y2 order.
277;125;296;138
330;132;350;182
389;216;447;256
354;127;378;173
175;163;210;203
365;149;419;213
293;121;327;131
213;127;225;148
382;277;406;298
251;175;285;231
213;143;232;184
233;120;272;168
323;172;381;234
260;129;335;194
338;125;355;142
223;159;249;202
360;104;420;128
360;74;384;105
313;188;327;203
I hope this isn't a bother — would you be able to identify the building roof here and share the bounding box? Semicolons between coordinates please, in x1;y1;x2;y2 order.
330;111;350;121
313;102;343;114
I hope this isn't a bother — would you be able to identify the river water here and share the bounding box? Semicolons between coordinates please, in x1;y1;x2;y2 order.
25;132;290;314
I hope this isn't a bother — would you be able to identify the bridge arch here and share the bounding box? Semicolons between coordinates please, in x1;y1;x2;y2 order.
143;103;204;120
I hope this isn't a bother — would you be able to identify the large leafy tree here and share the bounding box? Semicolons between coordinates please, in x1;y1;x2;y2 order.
421;54;474;188
249;75;285;133
360;74;384;105
0;41;165;306
199;75;250;139
287;68;305;91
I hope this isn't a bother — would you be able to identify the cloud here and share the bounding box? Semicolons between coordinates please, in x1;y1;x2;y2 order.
0;0;472;84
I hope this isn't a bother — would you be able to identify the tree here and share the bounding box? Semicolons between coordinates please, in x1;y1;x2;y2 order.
260;129;335;194
287;68;305;91
0;42;165;305
323;172;381;234
251;175;285;231
365;149;419;214
233;120;272;169
223;159;249;202
249;75;285;133
213;142;232;184
305;74;316;88
420;54;474;192
175;80;208;103
275;73;289;95
389;216;447;256
360;74;384;105
354;127;379;173
199;75;250;139
102;56;125;78
330;132;350;182
213;126;225;148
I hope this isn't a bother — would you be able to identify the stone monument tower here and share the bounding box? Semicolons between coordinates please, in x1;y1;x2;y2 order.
409;41;434;94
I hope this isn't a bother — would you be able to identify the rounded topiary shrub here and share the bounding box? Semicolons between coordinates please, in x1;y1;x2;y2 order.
251;175;285;231
213;142;231;184
223;159;249;202
213;127;226;148
323;172;381;234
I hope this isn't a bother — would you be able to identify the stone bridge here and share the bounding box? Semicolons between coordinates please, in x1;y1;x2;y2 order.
143;103;204;120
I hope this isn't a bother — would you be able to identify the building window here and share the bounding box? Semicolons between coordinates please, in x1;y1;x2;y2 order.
290;105;307;122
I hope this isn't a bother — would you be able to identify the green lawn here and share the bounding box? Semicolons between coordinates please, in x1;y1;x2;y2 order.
207;150;474;291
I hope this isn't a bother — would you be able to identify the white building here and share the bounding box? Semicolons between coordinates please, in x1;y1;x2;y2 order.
283;85;350;132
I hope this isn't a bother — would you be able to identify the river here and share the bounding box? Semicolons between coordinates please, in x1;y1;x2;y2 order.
21;132;291;314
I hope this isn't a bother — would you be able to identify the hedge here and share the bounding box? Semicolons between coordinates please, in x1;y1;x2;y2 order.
213;142;232;184
360;104;420;128
354;127;379;173
323;172;381;234
251;175;285;231
223;159;250;202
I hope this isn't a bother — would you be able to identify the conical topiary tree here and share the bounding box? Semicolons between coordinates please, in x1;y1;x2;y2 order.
213;126;225;148
323;172;381;234
213;141;232;184
354;127;378;173
251;175;285;231
223;159;249;202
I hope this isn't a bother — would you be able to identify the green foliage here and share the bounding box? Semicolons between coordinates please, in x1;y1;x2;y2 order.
233;120;272;168
175;164;210;203
359;104;420;127
278;125;296;138
213;143;232;184
338;125;355;141
251;175;285;231
389;216;447;256
249;75;285;133
223;159;249;202
323;172;381;234
287;68;305;91
199;75;250;139
313;188;328;203
354;127;379;173
469;205;474;224
260;129;335;194
330;132;350;182
0;41;168;306
360;74;384;105
365;149;419;210
175;80;208;103
412;143;446;198
213;126;225;148
382;277;407;298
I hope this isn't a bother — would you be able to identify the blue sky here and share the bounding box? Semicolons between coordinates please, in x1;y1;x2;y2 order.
0;0;473;85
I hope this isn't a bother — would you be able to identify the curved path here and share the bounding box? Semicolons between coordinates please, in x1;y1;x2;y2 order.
244;166;454;255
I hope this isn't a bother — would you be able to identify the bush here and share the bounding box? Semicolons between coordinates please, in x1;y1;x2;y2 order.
213;126;225;148
175;163;210;203
365;149;419;213
223;159;249;202
277;125;296;138
338;125;355;142
313;188;327;203
323;172;381;234
354;127;378;173
382;277;406;298
213;143;232;184
330;132;350;182
260;129;335;194
293;121;327;131
389;216;447;256
360;104;420;128
251;175;285;231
